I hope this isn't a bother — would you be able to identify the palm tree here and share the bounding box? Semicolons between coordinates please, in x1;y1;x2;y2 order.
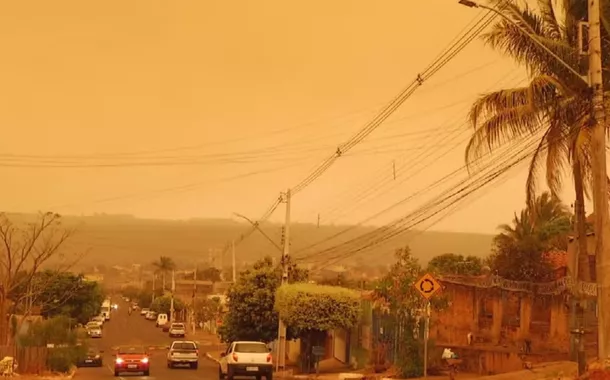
464;0;610;282
495;192;571;249
492;192;572;280
152;256;176;291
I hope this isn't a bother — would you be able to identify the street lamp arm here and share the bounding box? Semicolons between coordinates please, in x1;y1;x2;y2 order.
458;0;588;85
233;212;283;252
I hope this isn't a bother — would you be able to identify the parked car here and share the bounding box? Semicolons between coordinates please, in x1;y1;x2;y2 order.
166;341;199;369
87;326;102;338
168;323;186;337
91;316;105;326
86;321;102;330
114;346;150;377
140;308;150;316
156;313;168;327
145;311;157;321
219;341;272;380
77;348;104;367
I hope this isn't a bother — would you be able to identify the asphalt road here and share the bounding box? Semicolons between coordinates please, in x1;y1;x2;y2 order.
76;300;220;380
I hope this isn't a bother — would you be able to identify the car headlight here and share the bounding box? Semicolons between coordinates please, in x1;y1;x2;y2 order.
115;358;123;364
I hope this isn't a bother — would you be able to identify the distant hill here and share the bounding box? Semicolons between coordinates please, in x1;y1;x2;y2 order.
4;213;494;270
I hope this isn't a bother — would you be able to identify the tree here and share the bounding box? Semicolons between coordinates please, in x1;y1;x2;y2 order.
489;192;571;281
150;295;185;316
152;256;176;291
373;246;435;378
426;253;484;276
0;212;76;345
197;297;222;324
218;256;308;343
463;0;608;282
10;270;104;324
275;283;361;372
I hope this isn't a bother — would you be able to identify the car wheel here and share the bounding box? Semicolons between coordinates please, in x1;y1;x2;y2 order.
144;370;150;376
167;361;172;368
191;362;198;369
267;372;273;380
114;370;119;377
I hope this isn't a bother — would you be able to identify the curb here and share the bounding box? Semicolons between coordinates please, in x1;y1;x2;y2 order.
205;353;220;363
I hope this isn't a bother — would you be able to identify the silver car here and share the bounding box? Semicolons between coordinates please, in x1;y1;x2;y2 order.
168;323;186;337
87;326;102;338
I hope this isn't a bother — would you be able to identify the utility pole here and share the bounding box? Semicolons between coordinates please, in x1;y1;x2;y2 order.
588;0;610;359
276;189;291;372
152;274;156;303
170;269;175;323
192;266;197;335
231;240;236;282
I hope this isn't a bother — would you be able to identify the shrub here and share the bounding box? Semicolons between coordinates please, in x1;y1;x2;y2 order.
47;346;86;373
275;283;361;332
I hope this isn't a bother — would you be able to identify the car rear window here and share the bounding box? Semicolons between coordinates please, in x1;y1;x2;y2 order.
172;342;196;350
171;324;185;328
118;346;146;355
235;343;267;353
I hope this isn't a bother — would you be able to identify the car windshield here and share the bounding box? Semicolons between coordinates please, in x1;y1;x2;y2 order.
172;342;196;350
171;324;184;328
118;346;146;355
234;343;267;353
91;327;101;331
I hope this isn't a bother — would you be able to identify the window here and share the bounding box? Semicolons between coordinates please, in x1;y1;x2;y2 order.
118;346;146;355
234;343;267;353
172;342;196;350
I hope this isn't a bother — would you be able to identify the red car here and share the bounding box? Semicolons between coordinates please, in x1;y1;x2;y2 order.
114;346;150;377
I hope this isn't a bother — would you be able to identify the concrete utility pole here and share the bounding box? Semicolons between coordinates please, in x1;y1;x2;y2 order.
192;266;197;334
152;274;156;303
231;239;237;282
587;0;610;359
276;189;291;372
170;269;175;322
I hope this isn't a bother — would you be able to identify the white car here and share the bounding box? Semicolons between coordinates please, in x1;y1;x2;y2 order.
168;323;186;338
91;316;105;326
167;341;199;369
86;321;102;330
140;308;150;316
87;326;102;338
219;341;272;380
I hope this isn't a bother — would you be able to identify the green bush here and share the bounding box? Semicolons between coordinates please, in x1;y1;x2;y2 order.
47;346;86;373
275;283;361;332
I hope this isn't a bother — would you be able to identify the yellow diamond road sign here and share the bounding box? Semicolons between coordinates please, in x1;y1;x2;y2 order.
415;273;441;300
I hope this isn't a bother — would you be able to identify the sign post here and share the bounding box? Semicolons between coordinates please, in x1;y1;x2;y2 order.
312;345;325;376
414;273;442;378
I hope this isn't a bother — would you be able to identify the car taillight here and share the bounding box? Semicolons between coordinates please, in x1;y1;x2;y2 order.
267;354;272;362
115;358;123;364
141;357;149;363
232;353;238;362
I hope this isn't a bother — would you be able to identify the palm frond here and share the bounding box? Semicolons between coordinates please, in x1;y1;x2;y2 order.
525;127;553;209
537;0;563;39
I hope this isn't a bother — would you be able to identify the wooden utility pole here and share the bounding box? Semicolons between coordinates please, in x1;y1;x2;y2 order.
192;266;197;334
587;0;610;359
276;189;291;371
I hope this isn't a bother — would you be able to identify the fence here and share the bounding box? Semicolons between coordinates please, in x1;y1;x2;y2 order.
0;345;48;374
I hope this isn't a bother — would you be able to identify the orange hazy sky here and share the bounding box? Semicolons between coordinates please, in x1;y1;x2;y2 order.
0;0;573;234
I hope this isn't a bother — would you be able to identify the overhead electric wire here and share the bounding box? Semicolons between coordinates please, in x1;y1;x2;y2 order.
310;69;526;226
219;10;497;256
289;11;497;196
303;126;572;271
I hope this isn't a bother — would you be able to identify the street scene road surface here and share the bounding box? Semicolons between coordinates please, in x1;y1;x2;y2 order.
77;299;220;380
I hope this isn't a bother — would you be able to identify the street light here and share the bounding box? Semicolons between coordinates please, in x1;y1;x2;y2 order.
233;212;283;252
458;0;589;85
